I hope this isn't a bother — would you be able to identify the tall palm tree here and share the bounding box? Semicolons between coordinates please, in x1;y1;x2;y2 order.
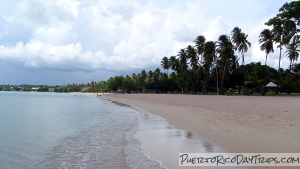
268;18;284;71
231;27;251;87
153;68;161;82
161;56;170;74
177;49;188;74
203;41;216;67
186;45;198;71
216;35;235;94
229;55;240;73
194;35;206;63
169;56;180;73
202;41;216;92
148;71;153;83
285;35;300;93
266;16;297;93
259;29;274;65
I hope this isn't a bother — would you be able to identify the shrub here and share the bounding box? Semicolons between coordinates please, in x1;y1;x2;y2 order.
241;88;247;95
227;88;234;95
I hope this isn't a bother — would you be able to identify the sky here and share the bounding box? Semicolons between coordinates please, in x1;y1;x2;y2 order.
0;0;296;85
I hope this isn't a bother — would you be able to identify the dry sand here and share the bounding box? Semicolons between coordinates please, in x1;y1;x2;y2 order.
101;93;300;168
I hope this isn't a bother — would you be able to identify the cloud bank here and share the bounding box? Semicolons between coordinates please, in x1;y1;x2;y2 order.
0;0;295;84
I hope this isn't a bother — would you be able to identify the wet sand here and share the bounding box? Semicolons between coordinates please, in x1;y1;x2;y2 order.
101;93;300;168
136;107;226;169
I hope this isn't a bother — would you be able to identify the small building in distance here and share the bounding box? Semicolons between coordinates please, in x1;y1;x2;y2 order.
30;87;40;92
48;88;55;92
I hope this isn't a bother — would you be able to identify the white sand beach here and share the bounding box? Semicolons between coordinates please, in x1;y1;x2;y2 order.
101;94;300;168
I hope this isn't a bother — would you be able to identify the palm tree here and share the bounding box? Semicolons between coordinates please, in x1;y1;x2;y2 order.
161;56;170;74
177;49;188;74
266;16;297;93
203;41;216;67
216;35;235;94
267;18;284;69
186;45;198;71
259;29;274;65
231;27;251;88
153;68;161;82
285;35;300;93
229;55;240;73
145;70;153;83
194;35;206;63
169;56;180;73
175;49;190;93
202;41;216;92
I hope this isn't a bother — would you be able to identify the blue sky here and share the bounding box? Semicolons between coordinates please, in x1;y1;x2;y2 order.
0;0;295;85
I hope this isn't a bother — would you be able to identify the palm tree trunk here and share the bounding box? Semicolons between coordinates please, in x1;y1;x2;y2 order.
265;54;268;66
242;52;246;89
276;46;282;94
287;61;292;94
205;64;210;93
205;70;210;93
220;62;227;95
215;64;219;94
298;75;300;94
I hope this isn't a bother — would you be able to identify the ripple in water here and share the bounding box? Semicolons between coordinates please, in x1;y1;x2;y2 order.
36;99;166;169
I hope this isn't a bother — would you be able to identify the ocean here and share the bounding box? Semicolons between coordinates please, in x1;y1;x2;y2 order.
0;91;225;169
0;92;165;169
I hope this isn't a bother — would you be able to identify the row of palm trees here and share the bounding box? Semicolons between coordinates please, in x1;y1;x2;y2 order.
161;1;299;94
56;59;300;94
161;26;251;94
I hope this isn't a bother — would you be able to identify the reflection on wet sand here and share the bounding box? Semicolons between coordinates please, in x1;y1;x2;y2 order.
137;109;224;169
109;99;229;169
185;131;193;139
105;98;247;169
203;141;214;153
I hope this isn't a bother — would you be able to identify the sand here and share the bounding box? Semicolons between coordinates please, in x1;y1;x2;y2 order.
101;93;300;168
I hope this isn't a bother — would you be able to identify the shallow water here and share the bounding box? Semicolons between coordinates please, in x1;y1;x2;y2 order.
0;92;163;169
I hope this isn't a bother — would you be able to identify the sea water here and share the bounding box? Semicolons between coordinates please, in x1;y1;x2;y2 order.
0;91;226;169
0;92;164;169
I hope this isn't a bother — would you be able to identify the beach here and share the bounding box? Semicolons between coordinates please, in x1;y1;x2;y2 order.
101;93;300;168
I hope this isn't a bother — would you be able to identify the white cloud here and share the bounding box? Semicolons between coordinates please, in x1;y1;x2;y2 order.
0;41;106;70
203;16;231;41
0;0;297;84
56;0;81;18
32;23;73;45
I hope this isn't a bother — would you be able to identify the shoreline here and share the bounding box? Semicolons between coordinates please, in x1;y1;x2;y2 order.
101;93;300;168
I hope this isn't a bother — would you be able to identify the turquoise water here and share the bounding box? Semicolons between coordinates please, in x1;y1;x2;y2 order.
0;92;164;169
